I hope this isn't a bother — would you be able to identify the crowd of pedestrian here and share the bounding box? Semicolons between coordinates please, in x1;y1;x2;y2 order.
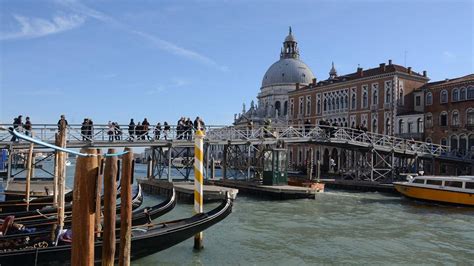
8;115;207;142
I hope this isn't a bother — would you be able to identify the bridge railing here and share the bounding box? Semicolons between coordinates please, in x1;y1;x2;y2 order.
0;123;454;157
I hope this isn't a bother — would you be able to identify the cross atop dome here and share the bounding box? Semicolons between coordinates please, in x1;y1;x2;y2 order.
280;26;299;59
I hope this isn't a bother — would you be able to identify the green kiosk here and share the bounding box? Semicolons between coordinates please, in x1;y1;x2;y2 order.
262;148;288;185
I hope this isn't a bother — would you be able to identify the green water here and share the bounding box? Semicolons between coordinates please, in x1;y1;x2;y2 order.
5;161;474;264
134;190;474;265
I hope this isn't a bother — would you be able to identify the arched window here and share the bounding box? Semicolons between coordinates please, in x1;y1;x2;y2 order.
385;87;391;103
425;113;433;128
440;111;448;126
468;86;474;99
385;118;391;135
275;101;281;116
398;88;404;106
332;98;335;111
467;108;474;126
452;110;459;126
450;135;458;151
372;119;377;133
441;138;447;146
345;95;349;109
372;89;378;106
316;99;321;114
459;134;467;154
363;91;368;108
469;134;474;151
323;99;327;111
283;101;288;116
328;98;332;111
398;119;404;134
417;118;424;133
336;97;340;110
460;87;466;100
452;88;459;102
351;94;356;110
426;92;433;105
440;90;448;103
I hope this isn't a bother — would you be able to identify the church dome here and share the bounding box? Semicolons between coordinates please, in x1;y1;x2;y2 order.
262;58;315;87
261;27;315;88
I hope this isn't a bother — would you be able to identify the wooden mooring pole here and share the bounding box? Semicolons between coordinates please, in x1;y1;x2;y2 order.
25;142;34;211
71;148;98;266
102;149;118;266
53;133;59;206
119;147;133;266
57;126;67;232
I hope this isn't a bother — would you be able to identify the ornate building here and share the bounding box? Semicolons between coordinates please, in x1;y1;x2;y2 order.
287;60;429;173
234;27;315;126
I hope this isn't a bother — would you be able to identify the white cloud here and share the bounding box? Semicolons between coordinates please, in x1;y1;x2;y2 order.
443;51;456;59
56;0;228;71
1;14;85;40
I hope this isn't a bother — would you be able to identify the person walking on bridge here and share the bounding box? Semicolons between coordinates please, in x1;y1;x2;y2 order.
154;122;162;140
128;119;135;141
142;118;151;140
24;117;32;137
57;115;68;132
163;122;170;140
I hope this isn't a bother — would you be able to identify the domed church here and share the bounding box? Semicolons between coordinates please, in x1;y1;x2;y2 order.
234;27;315;126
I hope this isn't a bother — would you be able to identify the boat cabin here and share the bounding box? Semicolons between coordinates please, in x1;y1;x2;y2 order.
410;176;474;190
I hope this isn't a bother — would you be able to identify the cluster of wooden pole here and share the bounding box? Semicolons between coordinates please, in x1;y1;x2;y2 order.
70;147;133;265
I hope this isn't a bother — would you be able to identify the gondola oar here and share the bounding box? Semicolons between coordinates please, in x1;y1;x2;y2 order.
7;128;128;157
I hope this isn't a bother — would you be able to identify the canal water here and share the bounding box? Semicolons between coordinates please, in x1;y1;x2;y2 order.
3;160;474;264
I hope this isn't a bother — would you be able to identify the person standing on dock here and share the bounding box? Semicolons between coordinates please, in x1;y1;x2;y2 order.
128;119;135;141
24;116;32;136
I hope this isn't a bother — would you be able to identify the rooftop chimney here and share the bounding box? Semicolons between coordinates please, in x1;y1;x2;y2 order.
312;78;317;85
407;67;412;74
388;59;392;65
379;63;386;71
357;67;363;77
423;70;427;77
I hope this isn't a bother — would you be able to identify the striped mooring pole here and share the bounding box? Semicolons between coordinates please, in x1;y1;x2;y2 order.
194;129;205;250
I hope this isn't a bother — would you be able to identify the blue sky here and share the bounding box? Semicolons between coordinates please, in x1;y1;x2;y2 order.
1;0;472;125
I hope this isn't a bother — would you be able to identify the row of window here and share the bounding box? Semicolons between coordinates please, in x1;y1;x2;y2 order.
425;86;474;105
293;80;401;116
397;118;424;134
425;108;474;127
413;178;474;189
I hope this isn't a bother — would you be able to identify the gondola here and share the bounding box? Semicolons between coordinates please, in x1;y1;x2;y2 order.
0;193;233;265
0;187;177;250
0;184;144;229
0;189;75;213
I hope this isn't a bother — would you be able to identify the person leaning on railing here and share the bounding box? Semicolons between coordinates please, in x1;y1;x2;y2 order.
57;114;68;132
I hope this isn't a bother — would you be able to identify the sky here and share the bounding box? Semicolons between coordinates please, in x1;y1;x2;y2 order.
0;0;473;126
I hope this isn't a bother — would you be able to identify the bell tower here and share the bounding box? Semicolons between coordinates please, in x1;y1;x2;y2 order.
280;26;299;60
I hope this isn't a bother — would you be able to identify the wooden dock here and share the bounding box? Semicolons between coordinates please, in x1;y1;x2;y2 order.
207;179;319;200
138;179;239;203
321;179;397;194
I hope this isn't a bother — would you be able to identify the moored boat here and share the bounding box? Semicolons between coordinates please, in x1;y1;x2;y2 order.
0;193;233;265
393;175;474;206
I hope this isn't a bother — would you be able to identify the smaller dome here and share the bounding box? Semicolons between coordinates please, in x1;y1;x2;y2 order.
285;34;296;42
